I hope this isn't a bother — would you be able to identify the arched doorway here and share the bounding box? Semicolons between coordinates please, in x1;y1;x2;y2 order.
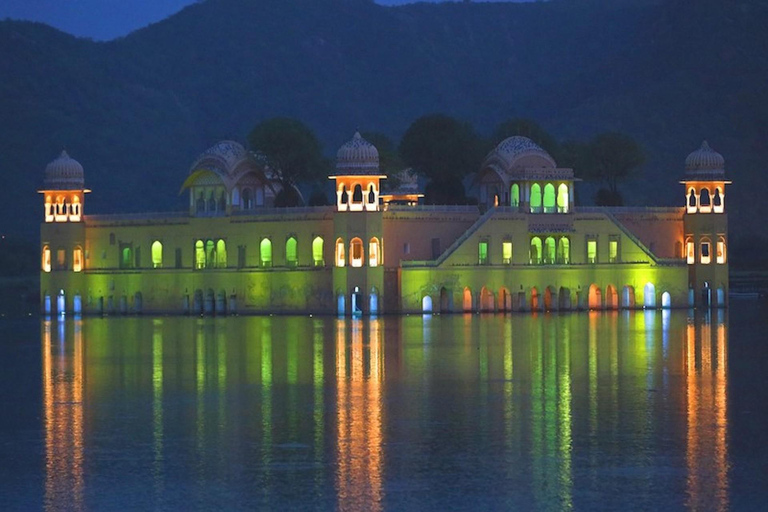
422;295;433;313
499;288;511;312
588;285;601;310
480;287;494;312
351;286;363;315
439;287;450;313
370;287;379;315
73;293;82;315
463;287;473;312
337;292;346;316
644;282;656;308
531;287;540;312
558;287;570;311
544;286;556;311
661;292;671;309
606;285;618;310
622;286;635;309
57;290;66;315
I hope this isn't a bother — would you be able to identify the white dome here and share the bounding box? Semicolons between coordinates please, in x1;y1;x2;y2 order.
685;141;724;175
335;132;380;175
493;136;556;168
44;150;84;189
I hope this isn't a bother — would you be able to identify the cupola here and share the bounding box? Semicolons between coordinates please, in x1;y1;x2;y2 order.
40;151;89;223
330;132;386;212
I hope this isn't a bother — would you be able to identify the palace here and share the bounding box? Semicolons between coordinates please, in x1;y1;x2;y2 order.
39;133;729;315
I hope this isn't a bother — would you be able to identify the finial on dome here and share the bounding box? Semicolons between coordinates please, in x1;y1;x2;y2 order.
353;131;362;139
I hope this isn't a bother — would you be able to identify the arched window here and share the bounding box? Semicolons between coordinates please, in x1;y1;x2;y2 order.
121;246;132;269
350;237;364;267
208;192;216;212
699;188;711;213
368;185;376;203
196;192;205;213
335;238;345;267
312;236;324;266
422;295;433;313
70;195;81;221
195;240;205;269
685;237;695;264
352;184;363;203
340;185;349;204
42;245;51;272
644;282;656;308
286;236;298;266
369;237;380;267
687;188;697;213
557;184;569;213
544;236;556;264
510;184;520;208
260;238;272;267
54;196;67;221
216;239;227;268
151;241;163;268
543;183;556;213
530;184;542;213
44;196;53;222
717;236;727;264
700;237;711;264
73;246;83;272
242;188;252;209
713;188;724;213
205;240;215;268
218;191;227;212
557;237;570;264
530;237;542;264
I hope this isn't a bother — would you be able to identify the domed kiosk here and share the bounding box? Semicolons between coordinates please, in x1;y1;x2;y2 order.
331;132;385;212
40;150;89;223
476;136;575;212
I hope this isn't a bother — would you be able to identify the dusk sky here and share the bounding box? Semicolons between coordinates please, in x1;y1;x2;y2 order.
0;0;530;41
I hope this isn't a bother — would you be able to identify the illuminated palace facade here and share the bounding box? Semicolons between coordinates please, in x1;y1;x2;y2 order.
39;133;729;316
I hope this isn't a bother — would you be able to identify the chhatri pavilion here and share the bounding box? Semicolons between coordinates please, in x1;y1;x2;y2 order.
39;133;729;315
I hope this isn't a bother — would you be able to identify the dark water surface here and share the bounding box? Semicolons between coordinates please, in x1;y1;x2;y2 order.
2;304;768;511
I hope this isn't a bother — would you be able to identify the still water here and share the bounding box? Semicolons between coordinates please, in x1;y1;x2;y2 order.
1;304;768;510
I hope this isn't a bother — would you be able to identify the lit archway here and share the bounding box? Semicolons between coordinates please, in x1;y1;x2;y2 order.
335;238;345;267
463;287;473;312
661;291;672;309
557;183;569;213
622;285;635;309
531;287;540;311
260;238;272;267
588;284;602;309
312;236;324;266
151;241;163;268
422;295;433;313
644;282;656;308
543;183;556;213
368;237;380;267
350;238;364;267
530;184;542;213
480;287;494;312
286;236;298;266
606;285;618;310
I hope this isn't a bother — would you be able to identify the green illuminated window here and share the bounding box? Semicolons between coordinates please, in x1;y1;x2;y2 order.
151;240;163;268
544;236;556;264
557;184;569;213
557;237;570;264
205;240;215;269
120;245;132;269
543;183;556;213
312;236;324;266
530;184;542;213
510;184;520;208
286;236;298;267
502;242;513;264
530;237;542;264
216;239;227;268
609;238;618;263
260;238;272;267
195;240;205;269
478;241;488;265
587;239;597;264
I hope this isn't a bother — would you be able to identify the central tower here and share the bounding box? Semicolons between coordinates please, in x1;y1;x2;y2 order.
330;132;386;315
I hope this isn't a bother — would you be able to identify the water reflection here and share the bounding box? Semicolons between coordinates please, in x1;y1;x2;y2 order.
39;311;730;509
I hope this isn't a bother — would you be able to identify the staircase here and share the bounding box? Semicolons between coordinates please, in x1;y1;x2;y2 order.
431;207;496;267
602;211;658;263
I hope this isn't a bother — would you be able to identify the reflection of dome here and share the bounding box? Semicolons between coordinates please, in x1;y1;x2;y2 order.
685;141;724;174
335;132;380;175
44;150;84;189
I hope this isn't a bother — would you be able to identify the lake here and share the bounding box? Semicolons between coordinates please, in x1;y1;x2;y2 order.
1;303;768;510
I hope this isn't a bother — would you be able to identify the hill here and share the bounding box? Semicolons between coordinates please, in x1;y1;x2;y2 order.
1;0;766;243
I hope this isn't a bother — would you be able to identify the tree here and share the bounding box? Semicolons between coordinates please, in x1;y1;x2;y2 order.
361;131;403;177
399;114;483;204
247;117;327;206
583;132;645;201
490;118;560;160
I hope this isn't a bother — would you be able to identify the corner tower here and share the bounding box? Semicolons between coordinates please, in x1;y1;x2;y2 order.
330;132;386;315
39;151;89;314
682;141;730;308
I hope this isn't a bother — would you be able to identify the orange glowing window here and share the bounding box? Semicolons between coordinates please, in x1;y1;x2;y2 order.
717;239;726;264
73;247;83;272
335;238;345;267
350;238;364;267
700;240;711;264
42;246;51;272
369;237;380;267
686;239;695;264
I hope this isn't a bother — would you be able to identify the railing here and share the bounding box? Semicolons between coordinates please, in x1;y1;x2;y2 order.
577;206;684;214
430;207;497;266
231;206;335;216
385;204;480;213
85;211;188;222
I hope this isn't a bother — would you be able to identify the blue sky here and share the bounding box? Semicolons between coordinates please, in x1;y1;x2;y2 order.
0;1;530;41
